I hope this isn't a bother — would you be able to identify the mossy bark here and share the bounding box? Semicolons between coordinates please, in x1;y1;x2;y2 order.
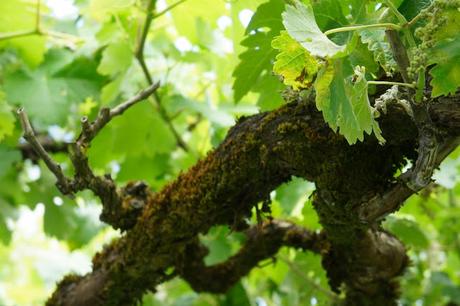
47;95;460;306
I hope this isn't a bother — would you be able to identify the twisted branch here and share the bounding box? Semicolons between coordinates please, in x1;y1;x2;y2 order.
18;82;160;230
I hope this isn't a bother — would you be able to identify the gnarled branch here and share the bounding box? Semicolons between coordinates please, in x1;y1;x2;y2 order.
176;220;328;293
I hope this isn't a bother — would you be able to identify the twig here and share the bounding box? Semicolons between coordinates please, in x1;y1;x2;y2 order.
0;0;81;44
17;108;73;195
18;83;160;230
134;0;189;152
359;136;460;222
79;82;160;144
18;135;67;161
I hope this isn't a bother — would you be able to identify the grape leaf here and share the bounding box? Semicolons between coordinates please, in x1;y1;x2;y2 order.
4;49;106;126
311;0;349;31
0;146;20;179
398;0;432;20
314;61;337;129
169;0;226;43
282;1;347;58
232;0;285;102
107;102;176;157
221;282;251;306
88;0;135;21
385;216;429;249
359;29;397;73
97;41;133;76
428;35;460;97
253;72;285;111
272;31;319;90
314;61;384;144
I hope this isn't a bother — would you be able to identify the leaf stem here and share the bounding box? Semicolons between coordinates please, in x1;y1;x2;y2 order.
368;80;415;88
324;23;401;36
382;0;416;48
0;30;37;41
135;0;189;152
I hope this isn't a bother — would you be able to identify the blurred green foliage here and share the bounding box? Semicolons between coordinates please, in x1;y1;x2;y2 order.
0;0;459;305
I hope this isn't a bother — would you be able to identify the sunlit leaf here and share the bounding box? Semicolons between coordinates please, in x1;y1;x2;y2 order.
282;1;347;58
272;31;319;90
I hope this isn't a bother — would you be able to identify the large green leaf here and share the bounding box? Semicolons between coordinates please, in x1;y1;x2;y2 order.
385;216;429;249
88;0;136;21
314;61;383;144
221;282;251;306
428;36;460;97
398;0;432;20
97;41;133;76
358;29;397;73
232;0;285;102
282;1;347;58
169;0;226;43
4;49;106;126
0;146;20;179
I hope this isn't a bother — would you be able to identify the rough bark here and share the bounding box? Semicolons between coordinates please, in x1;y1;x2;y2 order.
46;92;460;306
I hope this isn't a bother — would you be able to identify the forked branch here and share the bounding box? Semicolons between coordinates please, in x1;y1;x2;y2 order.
18;82;160;230
177;220;329;293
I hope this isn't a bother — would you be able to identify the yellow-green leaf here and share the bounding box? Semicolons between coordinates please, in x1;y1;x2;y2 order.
272;31;318;90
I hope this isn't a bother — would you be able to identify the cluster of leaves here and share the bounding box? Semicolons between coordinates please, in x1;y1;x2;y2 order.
0;0;459;305
233;0;460;144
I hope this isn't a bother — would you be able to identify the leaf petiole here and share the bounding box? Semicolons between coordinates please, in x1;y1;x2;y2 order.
324;23;401;36
367;81;416;88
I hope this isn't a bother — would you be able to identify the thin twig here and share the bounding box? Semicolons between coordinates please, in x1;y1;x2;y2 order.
18;83;161;229
111;81;161;117
134;0;189;152
359;136;460;222
79;81;161;144
17;108;73;194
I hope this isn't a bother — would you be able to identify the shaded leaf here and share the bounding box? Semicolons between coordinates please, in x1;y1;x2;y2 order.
232;0;285;102
428;35;460;97
98;41;133;76
385;216;429;249
359;29;397;73
4;49;106;126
